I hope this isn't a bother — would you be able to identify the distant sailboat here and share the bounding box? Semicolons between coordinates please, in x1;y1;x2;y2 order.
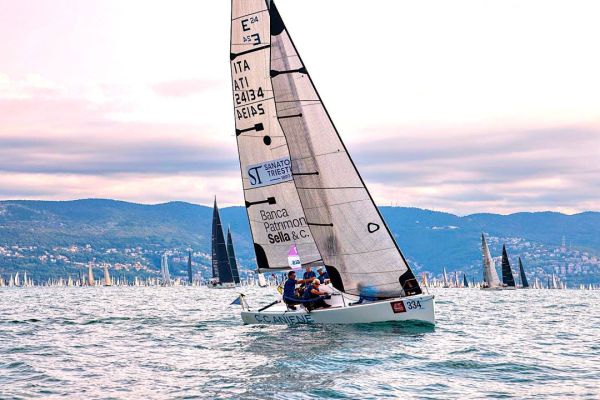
229;0;433;325
443;268;450;288
481;234;502;290
103;265;112;286
226;227;241;285
500;245;516;289
88;263;95;286
14;271;20;287
258;273;268;287
160;253;171;286
209;198;237;288
463;273;469;288
187;250;193;285
518;257;529;288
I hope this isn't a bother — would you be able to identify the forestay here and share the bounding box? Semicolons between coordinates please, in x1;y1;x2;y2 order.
230;0;421;298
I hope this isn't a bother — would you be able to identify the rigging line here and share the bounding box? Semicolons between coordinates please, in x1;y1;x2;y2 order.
233;96;274;108
231;9;268;21
292;150;348;162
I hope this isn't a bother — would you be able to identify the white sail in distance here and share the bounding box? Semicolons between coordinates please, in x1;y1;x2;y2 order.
230;0;421;298
481;234;501;287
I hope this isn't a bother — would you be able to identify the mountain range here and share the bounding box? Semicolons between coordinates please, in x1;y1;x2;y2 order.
0;199;598;282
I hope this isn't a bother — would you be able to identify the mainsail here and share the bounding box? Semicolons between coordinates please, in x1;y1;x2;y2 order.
226;227;241;284
481;234;501;288
518;257;529;288
230;0;420;298
212;198;234;283
501;245;516;287
463;273;469;288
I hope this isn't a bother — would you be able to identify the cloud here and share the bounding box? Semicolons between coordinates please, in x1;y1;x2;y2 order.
351;125;600;214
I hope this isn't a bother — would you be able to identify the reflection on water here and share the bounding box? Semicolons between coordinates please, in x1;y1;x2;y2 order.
0;287;599;399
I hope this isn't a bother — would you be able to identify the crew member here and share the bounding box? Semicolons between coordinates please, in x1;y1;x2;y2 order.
282;270;308;310
317;267;330;284
303;266;316;281
302;279;331;311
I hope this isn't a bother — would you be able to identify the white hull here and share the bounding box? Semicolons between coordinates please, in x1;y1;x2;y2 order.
241;293;435;325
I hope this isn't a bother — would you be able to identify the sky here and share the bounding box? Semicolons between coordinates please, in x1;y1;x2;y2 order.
0;0;598;215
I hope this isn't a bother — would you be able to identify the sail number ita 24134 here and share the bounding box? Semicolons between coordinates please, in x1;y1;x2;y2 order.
247;157;292;188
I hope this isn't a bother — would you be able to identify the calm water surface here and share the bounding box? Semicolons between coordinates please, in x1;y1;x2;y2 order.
1;287;599;399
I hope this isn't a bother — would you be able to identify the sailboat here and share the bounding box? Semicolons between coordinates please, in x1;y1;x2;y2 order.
500;245;517;289
187;250;194;285
257;273;268;287
226;227;241;285
208;198;238;288
442;268;450;288
160;253;171;286
88;263;95;286
103;265;112;286
462;273;469;288
229;0;434;325
14;271;20;287
481;234;502;290
518;257;529;288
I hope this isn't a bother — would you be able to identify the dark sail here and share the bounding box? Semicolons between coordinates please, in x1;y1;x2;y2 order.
187;250;193;284
212;198;234;283
518;257;529;288
463;273;469;288
501;245;516;287
226;227;241;284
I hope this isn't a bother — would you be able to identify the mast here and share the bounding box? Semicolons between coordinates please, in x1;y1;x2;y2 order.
187;250;193;285
230;0;420;299
212;198;234;283
500;245;516;287
481;234;501;288
226;227;241;284
518;257;529;288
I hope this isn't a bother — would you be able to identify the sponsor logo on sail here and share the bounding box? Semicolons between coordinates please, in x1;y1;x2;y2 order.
247;157;292;188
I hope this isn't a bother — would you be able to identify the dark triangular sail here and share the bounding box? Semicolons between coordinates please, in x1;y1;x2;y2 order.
518;257;529;288
463;273;469;288
212;198;234;283
227;227;241;284
187;250;193;284
501;245;516;287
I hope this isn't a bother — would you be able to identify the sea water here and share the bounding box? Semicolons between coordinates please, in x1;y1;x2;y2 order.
1;286;598;399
